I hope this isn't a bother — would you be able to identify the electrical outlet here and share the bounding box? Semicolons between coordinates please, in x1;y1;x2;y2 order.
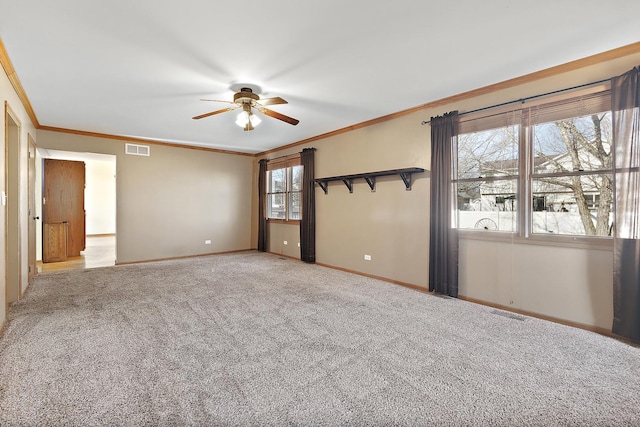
364;254;372;261
284;241;288;245
205;240;212;245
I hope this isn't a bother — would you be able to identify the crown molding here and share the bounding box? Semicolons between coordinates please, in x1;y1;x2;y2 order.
0;38;40;127
3;36;639;159
38;125;256;157
1;37;254;157
256;41;640;158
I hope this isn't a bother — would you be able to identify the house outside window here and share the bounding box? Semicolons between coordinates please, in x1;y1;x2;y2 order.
454;87;613;239
267;155;302;222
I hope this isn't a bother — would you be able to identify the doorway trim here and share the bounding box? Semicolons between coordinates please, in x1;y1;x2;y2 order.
5;101;22;307
27;134;37;283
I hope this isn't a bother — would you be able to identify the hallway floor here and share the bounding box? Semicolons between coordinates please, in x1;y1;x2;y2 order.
37;234;116;272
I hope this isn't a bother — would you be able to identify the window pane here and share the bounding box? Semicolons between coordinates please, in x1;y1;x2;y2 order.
532;174;613;236
458;125;519;179
457;179;517;232
288;191;301;220
290;165;303;191
268;168;286;193
533;112;612;174
267;193;286;219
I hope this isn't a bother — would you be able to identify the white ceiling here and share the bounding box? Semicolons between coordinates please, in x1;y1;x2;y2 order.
1;1;639;154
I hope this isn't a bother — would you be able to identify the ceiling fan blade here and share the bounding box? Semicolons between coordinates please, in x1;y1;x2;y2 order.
257;97;287;106
192;106;238;120
260;108;299;125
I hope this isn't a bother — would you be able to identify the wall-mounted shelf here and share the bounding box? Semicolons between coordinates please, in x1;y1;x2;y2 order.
314;167;426;194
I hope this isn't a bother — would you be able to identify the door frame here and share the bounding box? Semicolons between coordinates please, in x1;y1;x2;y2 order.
40;151;117;270
5;101;22;305
27;134;37;283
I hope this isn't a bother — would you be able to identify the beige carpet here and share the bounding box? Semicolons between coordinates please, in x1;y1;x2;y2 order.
1;251;639;426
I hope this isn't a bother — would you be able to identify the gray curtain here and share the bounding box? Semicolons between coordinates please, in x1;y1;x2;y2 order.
300;148;316;263
257;159;268;252
612;66;640;341
429;111;459;297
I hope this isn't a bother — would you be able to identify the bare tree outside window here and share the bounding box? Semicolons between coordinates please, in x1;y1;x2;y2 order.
456;124;519;231
533;112;613;236
454;90;613;237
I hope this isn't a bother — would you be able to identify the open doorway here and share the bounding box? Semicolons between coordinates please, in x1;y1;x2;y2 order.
37;149;116;272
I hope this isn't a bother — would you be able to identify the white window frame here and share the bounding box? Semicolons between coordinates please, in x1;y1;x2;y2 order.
454;85;614;248
266;156;302;223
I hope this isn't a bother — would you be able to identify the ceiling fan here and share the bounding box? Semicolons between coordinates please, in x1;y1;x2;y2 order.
192;87;299;131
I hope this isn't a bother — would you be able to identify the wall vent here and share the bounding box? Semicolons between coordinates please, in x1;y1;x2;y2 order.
125;143;150;156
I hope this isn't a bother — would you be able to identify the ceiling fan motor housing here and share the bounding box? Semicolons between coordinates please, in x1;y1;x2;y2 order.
234;87;259;105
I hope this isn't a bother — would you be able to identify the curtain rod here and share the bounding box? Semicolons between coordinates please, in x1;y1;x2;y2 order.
262;147;315;162
420;77;611;126
261;152;301;162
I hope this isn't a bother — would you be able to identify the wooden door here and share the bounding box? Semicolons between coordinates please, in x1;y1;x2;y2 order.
43;159;86;257
27;137;37;281
43;222;68;262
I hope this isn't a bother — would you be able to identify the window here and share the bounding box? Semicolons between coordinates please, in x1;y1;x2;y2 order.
530;92;612;237
267;156;303;221
454;87;613;239
456;110;521;232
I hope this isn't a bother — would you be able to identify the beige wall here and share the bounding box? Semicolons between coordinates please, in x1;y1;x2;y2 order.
313;116;429;285
268;222;302;258
36;131;254;263
257;109;430;284
459;239;613;329
259;112;430;287
259;50;640;330
85;157;116;235
1;65;37;328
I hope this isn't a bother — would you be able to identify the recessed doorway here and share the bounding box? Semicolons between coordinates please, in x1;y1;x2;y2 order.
37;149;116;272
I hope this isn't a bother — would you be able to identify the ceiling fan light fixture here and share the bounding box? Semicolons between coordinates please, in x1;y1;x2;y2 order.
249;112;261;127
235;110;261;130
235;110;249;127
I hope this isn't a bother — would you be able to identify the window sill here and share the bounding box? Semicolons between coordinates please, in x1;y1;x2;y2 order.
267;219;301;225
458;229;613;251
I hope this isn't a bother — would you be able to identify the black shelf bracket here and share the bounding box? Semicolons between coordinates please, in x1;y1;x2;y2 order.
399;172;412;191
314;167;426;194
363;176;376;192
317;181;329;194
